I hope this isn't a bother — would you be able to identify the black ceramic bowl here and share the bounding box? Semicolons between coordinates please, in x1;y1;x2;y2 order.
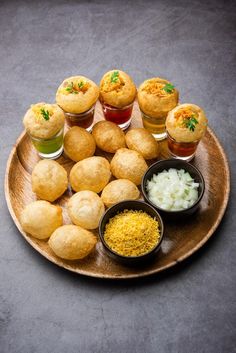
99;200;164;265
142;159;205;218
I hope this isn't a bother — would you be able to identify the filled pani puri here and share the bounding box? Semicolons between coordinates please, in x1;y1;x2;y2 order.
68;191;105;230
110;148;148;185
56;75;99;131
56;75;99;114
23;102;65;139
49;224;97;260
92;121;126;153
64;126;96;162
138;77;179;140
20;201;63;239
166;103;208;143
23;102;65;159
32;160;68;202
125;128;159;160
166;103;208;162
99;69;136;129
100;70;136;108
101;179;140;208
69;156;111;193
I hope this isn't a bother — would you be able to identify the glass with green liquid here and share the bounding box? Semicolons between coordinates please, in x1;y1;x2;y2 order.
30;127;64;159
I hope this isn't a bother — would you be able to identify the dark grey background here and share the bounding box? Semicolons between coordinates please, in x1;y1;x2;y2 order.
0;1;235;352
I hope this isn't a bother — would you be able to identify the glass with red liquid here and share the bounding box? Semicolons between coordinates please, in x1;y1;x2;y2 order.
167;132;200;162
101;102;133;130
65;105;95;132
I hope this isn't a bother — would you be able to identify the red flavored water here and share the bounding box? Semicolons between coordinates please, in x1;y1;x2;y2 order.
102;103;133;128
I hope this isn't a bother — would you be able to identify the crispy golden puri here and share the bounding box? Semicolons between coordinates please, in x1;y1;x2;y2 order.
68;191;105;230
92;121;126;153
32;160;68;202
101;179;140;207
110;148;148;185
20;200;63;239
64;126;96;162
125;128;159;160
69;156;111;193
49;224;97;260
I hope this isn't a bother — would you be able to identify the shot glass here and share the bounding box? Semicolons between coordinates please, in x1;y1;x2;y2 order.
30;127;64;159
65;104;95;132
167;132;200;162
141;111;167;140
101;102;133;130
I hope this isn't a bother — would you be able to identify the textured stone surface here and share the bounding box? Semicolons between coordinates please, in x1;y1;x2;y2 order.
0;0;235;352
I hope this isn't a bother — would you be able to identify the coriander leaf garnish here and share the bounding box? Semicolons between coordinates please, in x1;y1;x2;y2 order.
162;83;175;94
183;115;199;132
78;81;84;89
65;82;74;93
65;81;78;94
110;70;119;83
40;108;50;121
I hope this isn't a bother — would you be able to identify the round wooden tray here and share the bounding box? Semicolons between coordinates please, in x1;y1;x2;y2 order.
5;102;230;279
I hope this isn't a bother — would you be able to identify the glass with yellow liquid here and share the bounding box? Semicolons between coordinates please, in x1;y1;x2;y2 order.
141;111;167;140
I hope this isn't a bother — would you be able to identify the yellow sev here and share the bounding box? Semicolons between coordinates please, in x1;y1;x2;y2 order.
174;107;199;125
142;82;169;97
104;210;160;257
101;73;125;93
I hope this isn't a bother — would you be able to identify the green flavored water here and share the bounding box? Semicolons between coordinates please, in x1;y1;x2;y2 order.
32;133;63;154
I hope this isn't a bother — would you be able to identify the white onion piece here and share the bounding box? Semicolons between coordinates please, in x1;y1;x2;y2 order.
146;168;199;211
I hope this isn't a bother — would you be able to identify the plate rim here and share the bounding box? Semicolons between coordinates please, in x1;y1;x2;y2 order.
4;127;231;279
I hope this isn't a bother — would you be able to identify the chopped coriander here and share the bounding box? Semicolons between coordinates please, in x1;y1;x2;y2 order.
65;82;78;94
110;70;119;83
78;81;84;89
183;115;199;132
65;82;74;92
40;108;50;121
162;83;175;94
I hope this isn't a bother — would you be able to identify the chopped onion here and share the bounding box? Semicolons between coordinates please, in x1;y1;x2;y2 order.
146;168;199;211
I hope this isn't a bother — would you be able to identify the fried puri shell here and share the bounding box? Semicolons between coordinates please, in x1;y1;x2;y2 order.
125;128;159;160
20;200;63;239
32;160;68;202
110;148;148;185
101;179;140;207
68;191;105;230
69;156;111;193
64;126;96;162
49;224;97;260
92;121;126;153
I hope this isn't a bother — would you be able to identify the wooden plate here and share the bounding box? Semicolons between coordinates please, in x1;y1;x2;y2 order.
5;102;230;279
